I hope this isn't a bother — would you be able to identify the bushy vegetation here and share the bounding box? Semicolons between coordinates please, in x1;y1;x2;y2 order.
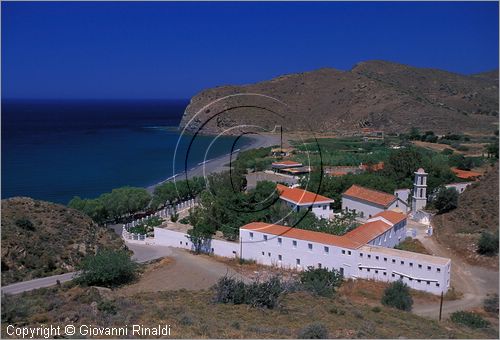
69;186;151;224
483;294;499;314
299;267;344;297
433;187;459;214
15;218;35;231
477;231;499;256
76;249;137;287
381;280;413;311
128;216;163;235
151;177;205;209
213;276;286;309
450;311;490;329
297;322;329;339
233;146;273;171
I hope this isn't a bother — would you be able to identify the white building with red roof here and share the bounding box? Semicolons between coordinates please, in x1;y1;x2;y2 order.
341;184;409;219
277;184;334;219
240;210;450;294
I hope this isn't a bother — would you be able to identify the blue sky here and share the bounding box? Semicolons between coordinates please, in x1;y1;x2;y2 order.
2;1;498;99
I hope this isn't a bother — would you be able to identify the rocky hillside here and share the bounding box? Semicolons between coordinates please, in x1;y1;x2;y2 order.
1;197;125;285
433;163;499;268
180;60;498;135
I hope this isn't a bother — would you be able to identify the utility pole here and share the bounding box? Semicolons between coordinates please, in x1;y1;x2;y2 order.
439;291;444;321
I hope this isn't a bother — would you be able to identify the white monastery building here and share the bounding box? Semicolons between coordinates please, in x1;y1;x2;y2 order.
277;184;334;219
240;210;450;294
341;185;408;218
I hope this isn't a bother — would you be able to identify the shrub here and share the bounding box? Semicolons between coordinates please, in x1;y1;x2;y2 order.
299;267;344;297
433;187;459;214
477;232;499;256
450;311;490;328
381;280;413;311
441;148;454;155
371;306;381;313
15;218;35;231
170;213;179;223
297;323;329;339
76;249;137;287
213;275;285;309
483;294;499;314
97;300;117;315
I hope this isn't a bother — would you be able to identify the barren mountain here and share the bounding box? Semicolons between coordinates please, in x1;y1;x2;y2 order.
1;197;125;284
180;61;498;135
433;163;499;268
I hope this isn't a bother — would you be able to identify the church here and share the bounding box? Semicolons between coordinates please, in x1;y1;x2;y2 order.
341;168;428;219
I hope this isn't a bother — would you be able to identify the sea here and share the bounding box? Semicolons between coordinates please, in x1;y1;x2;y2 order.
1;99;251;204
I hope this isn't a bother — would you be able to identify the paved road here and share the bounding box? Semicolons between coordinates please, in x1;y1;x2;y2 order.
1;241;173;296
409;220;499;319
1;272;77;295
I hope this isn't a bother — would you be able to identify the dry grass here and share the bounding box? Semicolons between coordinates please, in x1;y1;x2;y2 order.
395;237;431;255
2;282;497;339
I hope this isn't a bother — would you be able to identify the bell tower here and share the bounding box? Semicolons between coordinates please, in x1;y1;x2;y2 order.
412;168;428;212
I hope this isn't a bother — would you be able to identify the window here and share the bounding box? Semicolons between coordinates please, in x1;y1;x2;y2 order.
186;242;188;246
409;278;413;281
360;268;363;271
323;205;327;210
308;243;313;250
263;235;268;242
436;283;440;287
375;256;379;260
383;272;387;276
401;261;404;265
211;248;214;253
278;255;282;261
278;237;282;245
367;254;371;259
179;241;182;245
437;268;441;272
318;263;322;268
391;273;395;277
342;250;345;254
325;246;330;254
249;232;254;240
367;268;371;272
427;266;431;271
409;263;413;267
392;259;396;263
348;251;351;255
268;252;271;257
360;253;363;257
399;275;403;279
261;252;265;256
296;259;301;266
384;257;387;262
293;240;297;248
417;280;421;283
427;281;430;285
375;270;379;274
418;264;422;269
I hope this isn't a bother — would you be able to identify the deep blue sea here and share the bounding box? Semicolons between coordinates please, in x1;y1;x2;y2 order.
1;99;251;204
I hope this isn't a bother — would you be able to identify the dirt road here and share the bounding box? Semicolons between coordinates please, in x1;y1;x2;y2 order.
410;220;498;319
118;247;249;295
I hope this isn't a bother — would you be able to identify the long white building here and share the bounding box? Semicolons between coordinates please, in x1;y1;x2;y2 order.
240;211;450;294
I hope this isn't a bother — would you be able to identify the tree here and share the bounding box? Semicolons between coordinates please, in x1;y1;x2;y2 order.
76;249;137;287
477;232;499;256
433;187;459;214
486;142;499;159
186;207;215;254
381;280;413;311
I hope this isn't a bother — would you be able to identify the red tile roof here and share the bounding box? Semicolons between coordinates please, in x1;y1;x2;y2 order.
277;184;334;205
342;185;396;207
370;210;407;225
451;167;481;180
343;220;393;245
241;222;362;249
272;160;303;168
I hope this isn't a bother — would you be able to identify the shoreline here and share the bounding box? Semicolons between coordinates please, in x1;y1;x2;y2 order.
146;133;281;192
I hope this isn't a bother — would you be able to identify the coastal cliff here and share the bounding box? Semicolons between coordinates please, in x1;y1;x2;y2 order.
180;60;499;135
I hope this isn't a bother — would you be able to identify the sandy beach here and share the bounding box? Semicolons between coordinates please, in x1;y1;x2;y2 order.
146;133;281;192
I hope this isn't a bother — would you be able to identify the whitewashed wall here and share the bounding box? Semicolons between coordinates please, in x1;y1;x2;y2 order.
445;182;473;194
153;228;239;258
239;228;450;295
283;200;332;219
365;218;407;248
342;196;386;219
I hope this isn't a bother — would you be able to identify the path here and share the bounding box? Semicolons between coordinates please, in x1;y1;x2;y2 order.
409;220;499;319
